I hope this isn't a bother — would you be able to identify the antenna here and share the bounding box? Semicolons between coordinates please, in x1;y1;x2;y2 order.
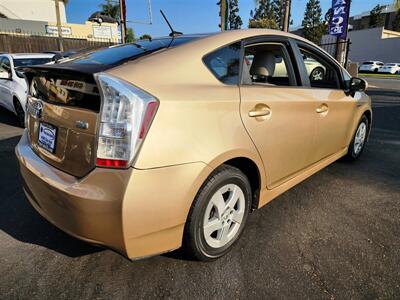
160;10;182;37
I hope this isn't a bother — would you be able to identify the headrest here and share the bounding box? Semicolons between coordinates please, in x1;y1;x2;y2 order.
249;52;276;77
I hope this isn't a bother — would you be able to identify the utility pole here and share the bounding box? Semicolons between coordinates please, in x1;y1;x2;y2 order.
282;0;291;32
218;0;228;31
119;0;126;43
54;0;64;51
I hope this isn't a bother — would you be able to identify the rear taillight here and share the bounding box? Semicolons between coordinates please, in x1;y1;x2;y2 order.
94;73;158;168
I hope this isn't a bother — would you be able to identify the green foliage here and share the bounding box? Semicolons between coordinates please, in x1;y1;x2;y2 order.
139;34;152;40
248;18;279;29
272;0;283;28
249;0;279;29
250;0;275;20
99;0;120;20
228;0;243;29
126;28;135;43
301;0;325;44
392;9;400;31
369;4;385;28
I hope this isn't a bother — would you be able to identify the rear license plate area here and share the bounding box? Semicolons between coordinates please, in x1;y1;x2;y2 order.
38;122;57;153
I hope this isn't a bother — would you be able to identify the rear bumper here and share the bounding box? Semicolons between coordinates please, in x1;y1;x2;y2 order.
16;130;212;259
16;130;130;255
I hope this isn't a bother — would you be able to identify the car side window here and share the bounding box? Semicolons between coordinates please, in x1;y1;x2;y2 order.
203;42;241;85
242;42;295;86
299;48;340;89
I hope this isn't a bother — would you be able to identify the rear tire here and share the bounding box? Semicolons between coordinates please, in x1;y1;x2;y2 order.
344;115;369;161
183;165;251;261
13;99;25;128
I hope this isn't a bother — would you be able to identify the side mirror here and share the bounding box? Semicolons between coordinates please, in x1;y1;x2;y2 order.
349;77;367;95
0;71;10;80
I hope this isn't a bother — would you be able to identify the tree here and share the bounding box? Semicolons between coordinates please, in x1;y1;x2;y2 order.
249;0;279;29
126;28;135;42
272;0;283;29
250;0;274;20
139;34;152;40
248;18;279;29
301;0;325;44
228;0;243;29
392;9;400;31
369;4;385;28
99;0;120;20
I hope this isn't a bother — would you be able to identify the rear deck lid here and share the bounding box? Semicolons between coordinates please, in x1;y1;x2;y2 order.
23;36;202;177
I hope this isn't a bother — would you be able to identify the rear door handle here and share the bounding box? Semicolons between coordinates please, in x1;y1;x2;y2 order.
248;103;271;118
316;104;329;114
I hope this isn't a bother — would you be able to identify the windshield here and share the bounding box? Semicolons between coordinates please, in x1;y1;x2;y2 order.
64;37;200;66
13;58;53;67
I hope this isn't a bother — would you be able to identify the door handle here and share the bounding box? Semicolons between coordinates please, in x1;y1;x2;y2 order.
316;105;328;114
248;104;271;118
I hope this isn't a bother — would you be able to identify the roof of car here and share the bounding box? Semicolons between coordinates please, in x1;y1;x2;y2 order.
156;29;312;44
8;53;55;59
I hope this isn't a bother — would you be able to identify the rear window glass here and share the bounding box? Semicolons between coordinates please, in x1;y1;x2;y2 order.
14;58;53;67
30;75;101;112
203;42;241;85
362;62;373;65
65;37;198;66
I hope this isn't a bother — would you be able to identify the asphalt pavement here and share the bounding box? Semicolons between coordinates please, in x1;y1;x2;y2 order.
0;77;399;299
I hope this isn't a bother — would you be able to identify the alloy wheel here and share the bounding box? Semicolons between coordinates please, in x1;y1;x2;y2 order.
311;68;323;81
354;122;367;155
203;183;245;249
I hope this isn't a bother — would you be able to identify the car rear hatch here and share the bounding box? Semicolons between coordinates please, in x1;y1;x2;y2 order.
24;67;101;177
22;36;203;177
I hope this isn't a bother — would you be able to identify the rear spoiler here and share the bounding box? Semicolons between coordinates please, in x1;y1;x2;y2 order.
20;63;110;83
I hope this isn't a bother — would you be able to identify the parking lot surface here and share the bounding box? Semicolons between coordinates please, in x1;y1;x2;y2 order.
0;77;399;299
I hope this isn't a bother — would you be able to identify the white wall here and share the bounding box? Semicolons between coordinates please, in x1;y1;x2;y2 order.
0;0;67;23
347;27;400;63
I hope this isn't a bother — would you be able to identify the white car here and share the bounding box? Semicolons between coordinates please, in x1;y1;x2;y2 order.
359;61;384;73
378;63;400;74
0;53;54;126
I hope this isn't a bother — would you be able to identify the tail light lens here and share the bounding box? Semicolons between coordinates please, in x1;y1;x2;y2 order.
94;73;158;168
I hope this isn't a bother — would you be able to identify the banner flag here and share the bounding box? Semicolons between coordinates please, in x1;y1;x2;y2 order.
328;0;351;40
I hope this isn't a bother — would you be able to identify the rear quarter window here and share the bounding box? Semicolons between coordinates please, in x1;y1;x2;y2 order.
203;42;241;85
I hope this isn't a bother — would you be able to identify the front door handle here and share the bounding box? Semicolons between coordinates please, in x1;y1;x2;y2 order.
316;104;329;114
248;103;271;118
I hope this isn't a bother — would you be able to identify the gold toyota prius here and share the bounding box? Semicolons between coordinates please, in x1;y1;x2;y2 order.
16;29;372;261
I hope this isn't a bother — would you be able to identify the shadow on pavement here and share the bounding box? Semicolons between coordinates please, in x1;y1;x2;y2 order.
0;136;102;257
0;106;20;127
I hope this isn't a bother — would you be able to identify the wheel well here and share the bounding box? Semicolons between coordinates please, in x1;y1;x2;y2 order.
223;157;261;210
12;96;20;108
363;110;371;125
363;110;372;136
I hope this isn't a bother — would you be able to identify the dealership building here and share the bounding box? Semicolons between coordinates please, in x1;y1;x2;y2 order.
292;3;400;64
0;0;119;42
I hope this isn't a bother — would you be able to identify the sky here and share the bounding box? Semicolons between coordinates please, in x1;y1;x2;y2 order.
66;0;395;37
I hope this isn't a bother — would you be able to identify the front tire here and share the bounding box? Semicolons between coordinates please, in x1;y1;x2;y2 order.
13;99;25;128
345;115;369;161
183;165;251;261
